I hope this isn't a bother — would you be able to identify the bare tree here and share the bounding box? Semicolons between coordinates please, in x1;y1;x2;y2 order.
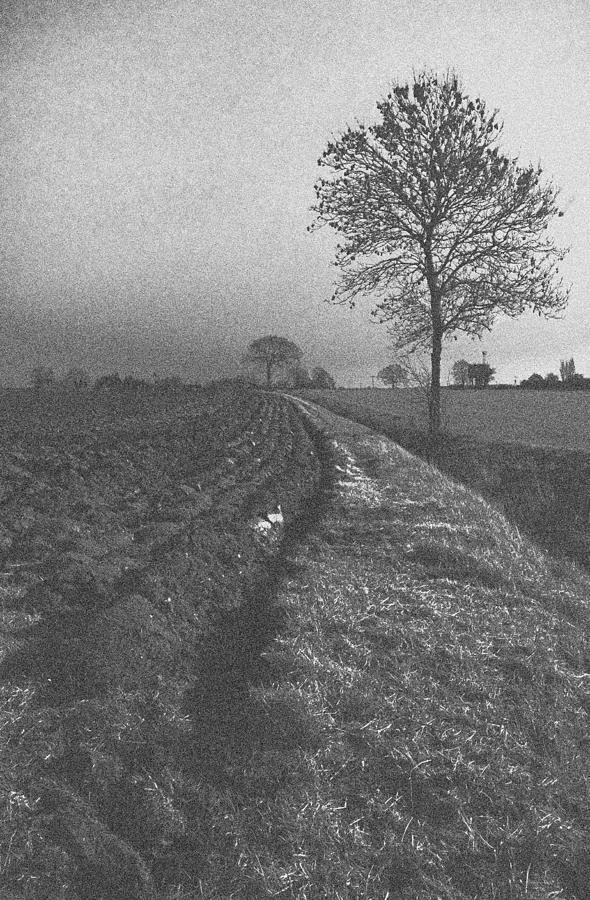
312;71;569;437
395;350;434;424
244;336;303;387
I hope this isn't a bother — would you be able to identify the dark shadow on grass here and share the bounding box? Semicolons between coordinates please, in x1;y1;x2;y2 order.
181;575;323;764
180;416;338;763
0;594;183;705
132;414;337;892
407;543;507;588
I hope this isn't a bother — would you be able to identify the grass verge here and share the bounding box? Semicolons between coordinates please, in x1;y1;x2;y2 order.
188;402;590;899
299;389;590;571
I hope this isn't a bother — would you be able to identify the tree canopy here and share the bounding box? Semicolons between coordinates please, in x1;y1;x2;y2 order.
467;362;495;388
559;357;576;382
520;373;547;390
311;366;336;389
292;364;313;388
312;71;569;435
63;368;91;390
244;335;303;386
377;363;408;388
451;359;470;387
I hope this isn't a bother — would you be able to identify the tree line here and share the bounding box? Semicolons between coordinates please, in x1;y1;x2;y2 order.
27;336;337;393
242;335;336;389
379;356;590;391
520;358;590;390
376;358;495;389
29;367;190;393
450;359;495;388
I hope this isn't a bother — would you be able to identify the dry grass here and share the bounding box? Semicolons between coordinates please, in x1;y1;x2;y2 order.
300;389;590;573
188;404;590;899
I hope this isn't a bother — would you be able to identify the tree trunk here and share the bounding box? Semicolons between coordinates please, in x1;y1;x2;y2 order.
430;328;442;438
426;249;443;439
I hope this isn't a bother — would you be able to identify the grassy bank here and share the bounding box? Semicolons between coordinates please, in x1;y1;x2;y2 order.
192;402;590;898
301;389;590;570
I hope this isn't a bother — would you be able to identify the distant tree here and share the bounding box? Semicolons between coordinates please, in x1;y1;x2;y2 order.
520;373;546;389
467;363;495;387
395;351;436;421
30;366;56;390
122;375;150;392
544;372;560;388
312;70;569;438
94;372;122;392
563;373;589;390
292;365;313;388
155;375;183;392
244;336;303;387
377;363;408;388
559;358;576;382
63;368;91;390
311;366;336;389
451;359;470;388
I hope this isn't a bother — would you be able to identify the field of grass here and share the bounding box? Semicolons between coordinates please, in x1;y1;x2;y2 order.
3;386;590;898
302;388;590;451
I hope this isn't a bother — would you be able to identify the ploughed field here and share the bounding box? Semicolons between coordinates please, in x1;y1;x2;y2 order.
0;383;323;899
303;387;590;451
3;386;590;899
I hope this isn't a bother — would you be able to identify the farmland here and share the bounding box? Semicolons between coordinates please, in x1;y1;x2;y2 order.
0;382;325;899
2;384;590;898
301;387;590;451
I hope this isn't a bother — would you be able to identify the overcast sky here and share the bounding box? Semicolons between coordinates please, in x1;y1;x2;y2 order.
1;0;589;386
